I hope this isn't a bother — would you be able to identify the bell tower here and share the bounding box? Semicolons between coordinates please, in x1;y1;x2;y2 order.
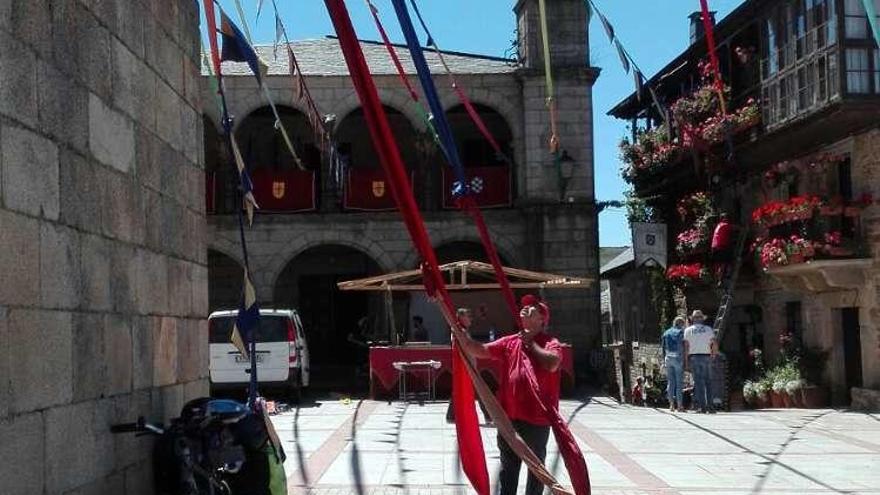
514;0;601;371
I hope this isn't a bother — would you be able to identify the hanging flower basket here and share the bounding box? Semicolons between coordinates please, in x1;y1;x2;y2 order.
666;263;710;286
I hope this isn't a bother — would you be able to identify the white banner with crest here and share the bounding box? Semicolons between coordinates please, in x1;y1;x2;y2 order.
631;222;667;268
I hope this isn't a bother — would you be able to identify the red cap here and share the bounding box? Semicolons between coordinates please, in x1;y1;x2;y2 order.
520;294;550;325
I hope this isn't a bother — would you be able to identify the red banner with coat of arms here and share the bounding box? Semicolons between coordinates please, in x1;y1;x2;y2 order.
250;168;317;212
344;168;411;211
442;165;511;209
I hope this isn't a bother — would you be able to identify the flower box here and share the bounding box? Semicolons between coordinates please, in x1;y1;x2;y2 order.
820;205;843;216
770;390;785;408
828;247;854;257
800;386;829;408
754;393;769;409
844;206;862;217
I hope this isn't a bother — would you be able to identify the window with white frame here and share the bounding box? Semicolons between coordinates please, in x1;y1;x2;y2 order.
846;47;872;92
844;0;880;39
761;0;840;127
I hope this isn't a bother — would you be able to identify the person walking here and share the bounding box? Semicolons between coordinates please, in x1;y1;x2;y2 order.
661;316;686;412
456;294;562;495
684;310;717;413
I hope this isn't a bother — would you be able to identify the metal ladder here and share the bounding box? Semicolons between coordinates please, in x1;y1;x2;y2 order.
713;225;750;343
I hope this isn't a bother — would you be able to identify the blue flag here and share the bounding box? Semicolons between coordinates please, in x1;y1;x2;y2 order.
220;11;266;84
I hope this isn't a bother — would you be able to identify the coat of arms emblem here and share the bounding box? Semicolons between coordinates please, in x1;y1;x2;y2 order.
372;180;385;198
272;181;286;199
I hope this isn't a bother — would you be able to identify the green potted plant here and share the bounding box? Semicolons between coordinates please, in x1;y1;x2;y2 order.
785;379;806;408
742;380;757;408
799;347;830;408
755;378;772;409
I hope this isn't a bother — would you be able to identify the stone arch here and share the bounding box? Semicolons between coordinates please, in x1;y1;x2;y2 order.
445;101;515;167
267;233;394;293
400;232;522;269
233;104;321;170
229;89;312;133
334;103;420;172
330;87;427;133
207;248;245;311
207;240;244;268
272;243;389;386
441;88;522;144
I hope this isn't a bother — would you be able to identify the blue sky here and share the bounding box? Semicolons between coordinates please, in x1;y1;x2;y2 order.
207;0;746;246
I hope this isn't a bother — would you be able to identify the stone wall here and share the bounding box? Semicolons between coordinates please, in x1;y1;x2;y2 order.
0;1;206;494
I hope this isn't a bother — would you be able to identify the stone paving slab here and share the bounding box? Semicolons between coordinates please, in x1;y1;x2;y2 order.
273;396;880;495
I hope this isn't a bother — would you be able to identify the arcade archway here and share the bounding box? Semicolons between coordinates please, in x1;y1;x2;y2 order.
274;244;384;390
207;249;244;311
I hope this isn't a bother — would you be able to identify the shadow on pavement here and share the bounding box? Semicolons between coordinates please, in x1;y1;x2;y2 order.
666;410;853;495
350;399;368;495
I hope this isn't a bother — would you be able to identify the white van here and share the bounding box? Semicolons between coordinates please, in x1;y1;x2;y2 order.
208;309;310;398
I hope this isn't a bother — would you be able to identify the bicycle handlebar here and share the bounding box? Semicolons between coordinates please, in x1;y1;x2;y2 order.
110;417;164;435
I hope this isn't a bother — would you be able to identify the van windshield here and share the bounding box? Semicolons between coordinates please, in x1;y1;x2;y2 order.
208;315;289;344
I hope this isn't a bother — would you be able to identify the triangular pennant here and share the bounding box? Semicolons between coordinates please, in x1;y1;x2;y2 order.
219;10;266;84
614;39;630;74
598;12;615;43
230;323;249;360
256;0;266;22
230;135;247;174
244;192;257;226
287;47;303;101
244;271;257;307
274;13;284;60
633;69;643;101
648;85;669;128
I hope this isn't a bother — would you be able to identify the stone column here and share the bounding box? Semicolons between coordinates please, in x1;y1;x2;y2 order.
513;0;600;377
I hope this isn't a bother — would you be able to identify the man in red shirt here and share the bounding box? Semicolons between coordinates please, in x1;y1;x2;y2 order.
457;294;562;495
711;213;734;260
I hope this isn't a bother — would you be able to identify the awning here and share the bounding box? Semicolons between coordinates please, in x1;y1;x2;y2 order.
337;260;593;291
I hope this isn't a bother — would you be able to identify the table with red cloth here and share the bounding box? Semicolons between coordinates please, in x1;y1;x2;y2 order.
369;344;575;399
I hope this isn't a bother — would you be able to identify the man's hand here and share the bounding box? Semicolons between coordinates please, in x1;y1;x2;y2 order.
519;326;537;346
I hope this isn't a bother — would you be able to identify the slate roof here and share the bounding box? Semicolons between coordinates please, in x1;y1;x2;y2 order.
599;246;629;268
599;247;634;277
207;37;518;77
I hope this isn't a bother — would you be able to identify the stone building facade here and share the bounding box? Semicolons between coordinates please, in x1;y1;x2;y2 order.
610;0;880;408
0;1;207;493
204;0;601;383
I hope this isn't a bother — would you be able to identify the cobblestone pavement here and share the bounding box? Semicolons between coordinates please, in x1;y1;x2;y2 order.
270;395;880;495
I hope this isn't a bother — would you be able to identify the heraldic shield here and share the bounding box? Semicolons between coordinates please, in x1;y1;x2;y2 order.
272;181;286;199
372;180;386;198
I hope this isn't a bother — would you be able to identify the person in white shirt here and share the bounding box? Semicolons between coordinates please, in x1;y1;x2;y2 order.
683;310;717;413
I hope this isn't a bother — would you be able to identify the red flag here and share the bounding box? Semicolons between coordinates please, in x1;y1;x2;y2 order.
699;0;727;114
249;169;317;212
202;0;222;77
452;345;490;495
